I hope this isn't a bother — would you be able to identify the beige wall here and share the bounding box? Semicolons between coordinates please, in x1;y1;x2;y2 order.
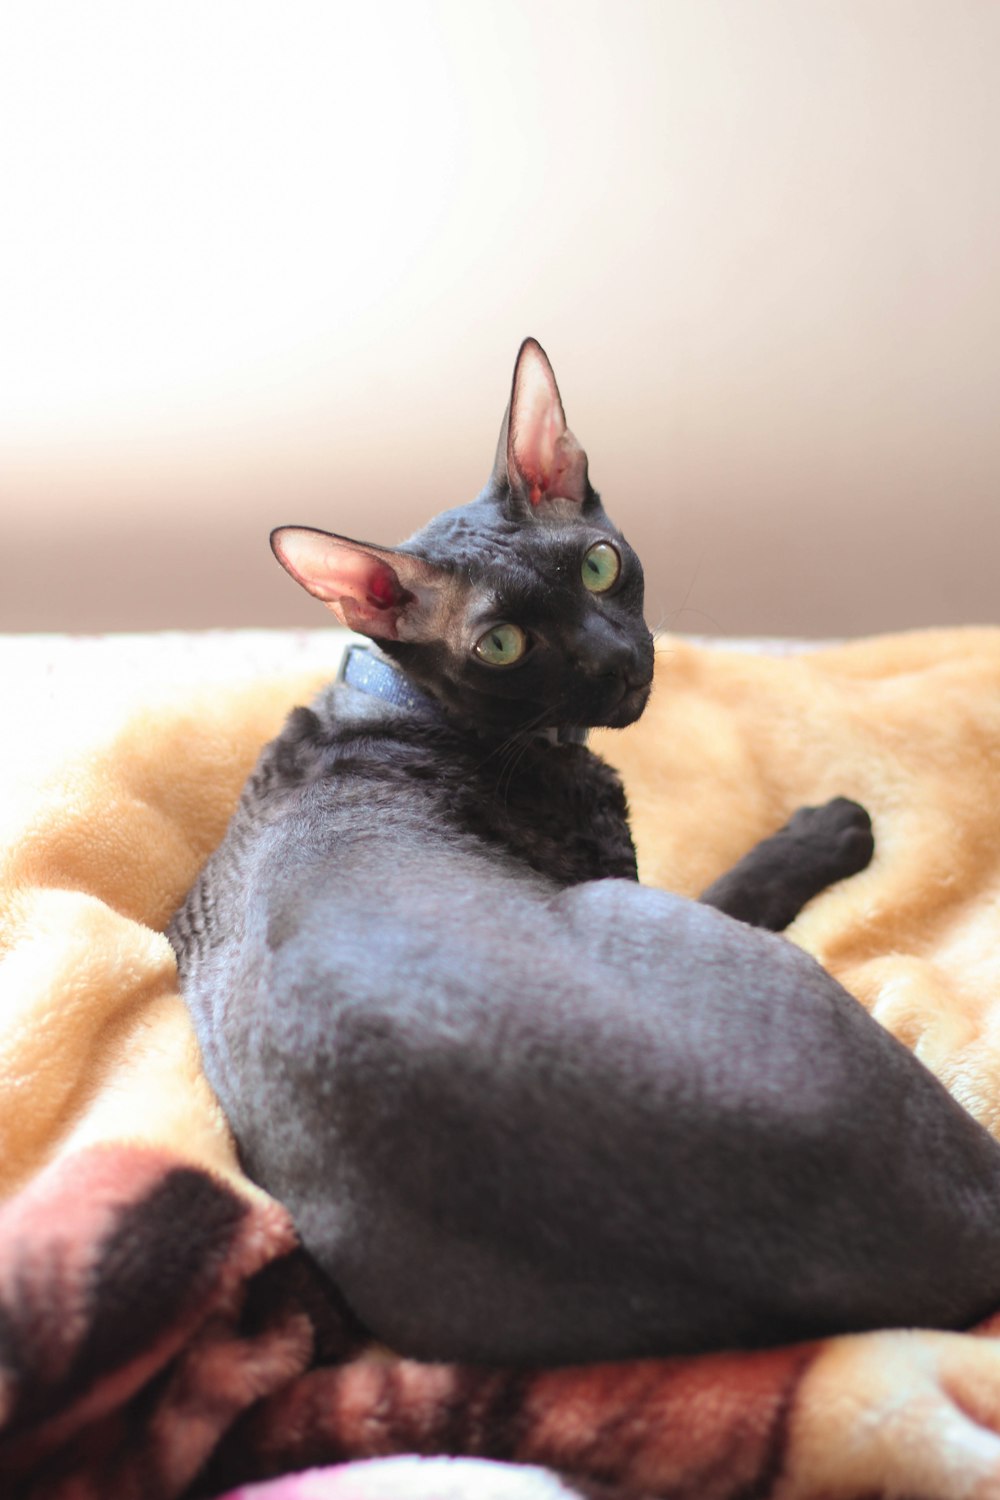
2;1;998;637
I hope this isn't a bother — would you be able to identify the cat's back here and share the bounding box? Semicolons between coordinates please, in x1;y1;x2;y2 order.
170;684;474;972
170;675;637;993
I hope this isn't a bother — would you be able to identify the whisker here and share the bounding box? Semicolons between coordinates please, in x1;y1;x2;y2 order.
666;606;726;633
486;699;571;810
475;703;553;773
655;550;727;637
496;717;553;807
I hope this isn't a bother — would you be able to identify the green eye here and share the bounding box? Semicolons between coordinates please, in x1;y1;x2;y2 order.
474;622;528;666
581;541;621;593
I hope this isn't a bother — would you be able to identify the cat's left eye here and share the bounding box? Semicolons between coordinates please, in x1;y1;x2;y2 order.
581;541;621;593
474;623;528;666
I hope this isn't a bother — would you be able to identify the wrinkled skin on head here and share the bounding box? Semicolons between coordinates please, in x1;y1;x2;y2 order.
271;339;655;736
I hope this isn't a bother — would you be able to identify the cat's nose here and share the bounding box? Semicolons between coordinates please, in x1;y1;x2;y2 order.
603;651;642;685
569;624;650;687
573;631;648;687
606;636;645;681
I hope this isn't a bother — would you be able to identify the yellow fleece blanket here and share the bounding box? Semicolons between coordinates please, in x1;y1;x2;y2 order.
3;626;1000;1500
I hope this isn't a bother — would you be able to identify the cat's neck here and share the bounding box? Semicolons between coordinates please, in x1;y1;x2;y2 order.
338;644;588;747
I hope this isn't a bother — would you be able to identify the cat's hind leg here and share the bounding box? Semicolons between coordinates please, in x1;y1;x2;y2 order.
698;796;874;931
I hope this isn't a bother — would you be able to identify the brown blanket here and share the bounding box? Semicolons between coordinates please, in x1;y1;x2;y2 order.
3;626;1000;1500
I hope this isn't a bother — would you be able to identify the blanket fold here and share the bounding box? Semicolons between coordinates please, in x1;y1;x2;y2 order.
4;626;1000;1500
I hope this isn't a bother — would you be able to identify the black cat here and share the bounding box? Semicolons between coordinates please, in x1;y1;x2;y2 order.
170;340;1000;1365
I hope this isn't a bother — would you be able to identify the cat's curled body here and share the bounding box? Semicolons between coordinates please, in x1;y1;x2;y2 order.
171;341;1000;1365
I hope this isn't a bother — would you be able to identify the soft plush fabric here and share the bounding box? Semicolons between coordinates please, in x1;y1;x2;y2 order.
218;1456;618;1499
3;626;1000;1500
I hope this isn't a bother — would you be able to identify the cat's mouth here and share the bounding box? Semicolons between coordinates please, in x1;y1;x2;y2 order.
600;676;653;729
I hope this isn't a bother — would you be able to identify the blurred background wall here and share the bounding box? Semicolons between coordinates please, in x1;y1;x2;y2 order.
2;0;998;638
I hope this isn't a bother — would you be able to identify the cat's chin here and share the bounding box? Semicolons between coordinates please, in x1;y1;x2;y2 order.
599;682;652;730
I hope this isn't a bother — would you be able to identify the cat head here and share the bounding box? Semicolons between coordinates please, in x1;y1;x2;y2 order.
271;339;655;735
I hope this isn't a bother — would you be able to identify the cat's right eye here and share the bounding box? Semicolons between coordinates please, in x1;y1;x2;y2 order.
581;541;621;593
474;623;528;667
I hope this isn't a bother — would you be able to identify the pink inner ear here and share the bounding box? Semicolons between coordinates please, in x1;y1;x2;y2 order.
365;564;402;610
272;528;411;639
509;343;587;507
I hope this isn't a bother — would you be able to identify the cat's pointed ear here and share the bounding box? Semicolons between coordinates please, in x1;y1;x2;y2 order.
493;338;589;508
270;526;446;641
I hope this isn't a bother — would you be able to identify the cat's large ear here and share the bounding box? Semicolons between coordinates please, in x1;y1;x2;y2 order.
270;526;448;641
493;338;589;508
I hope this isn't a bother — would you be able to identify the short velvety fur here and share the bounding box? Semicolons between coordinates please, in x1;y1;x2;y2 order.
170;341;1000;1366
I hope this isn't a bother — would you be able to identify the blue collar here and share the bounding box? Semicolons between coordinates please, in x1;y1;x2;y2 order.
337;643;588;746
338;644;438;716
